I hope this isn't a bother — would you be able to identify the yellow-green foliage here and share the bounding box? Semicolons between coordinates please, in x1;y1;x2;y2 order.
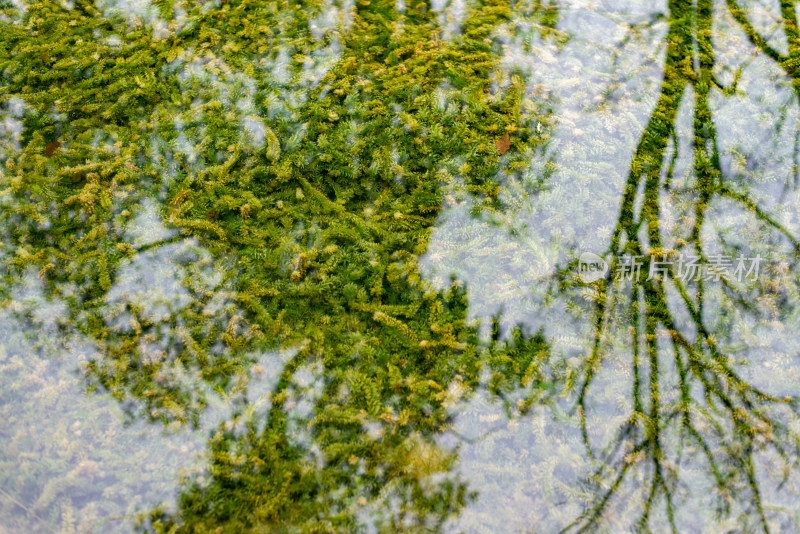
0;0;554;531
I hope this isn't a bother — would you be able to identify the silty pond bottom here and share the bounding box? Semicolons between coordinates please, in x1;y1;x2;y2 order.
2;0;800;532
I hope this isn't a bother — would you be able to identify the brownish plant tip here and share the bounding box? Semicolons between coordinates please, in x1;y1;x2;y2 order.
45;140;61;157
496;132;510;155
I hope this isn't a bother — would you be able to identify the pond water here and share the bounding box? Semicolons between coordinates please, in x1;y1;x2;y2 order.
2;0;800;532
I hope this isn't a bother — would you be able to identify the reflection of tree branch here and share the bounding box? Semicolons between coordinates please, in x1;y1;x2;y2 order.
0;486;55;534
445;423;511;445
576;0;691;466
131;232;186;255
725;0;787;65
779;0;800;62
566;0;800;531
668;274;790;405
712;64;744;96
717;185;800;252
596;12;668;110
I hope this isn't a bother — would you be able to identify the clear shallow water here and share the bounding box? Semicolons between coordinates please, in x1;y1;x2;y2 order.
2;0;800;532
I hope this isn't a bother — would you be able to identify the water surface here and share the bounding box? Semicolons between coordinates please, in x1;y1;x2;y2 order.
2;0;800;532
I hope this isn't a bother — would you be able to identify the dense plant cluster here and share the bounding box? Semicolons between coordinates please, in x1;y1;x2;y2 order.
0;0;557;531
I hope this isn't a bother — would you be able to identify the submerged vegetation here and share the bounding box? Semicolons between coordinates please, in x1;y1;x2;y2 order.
2;0;800;532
